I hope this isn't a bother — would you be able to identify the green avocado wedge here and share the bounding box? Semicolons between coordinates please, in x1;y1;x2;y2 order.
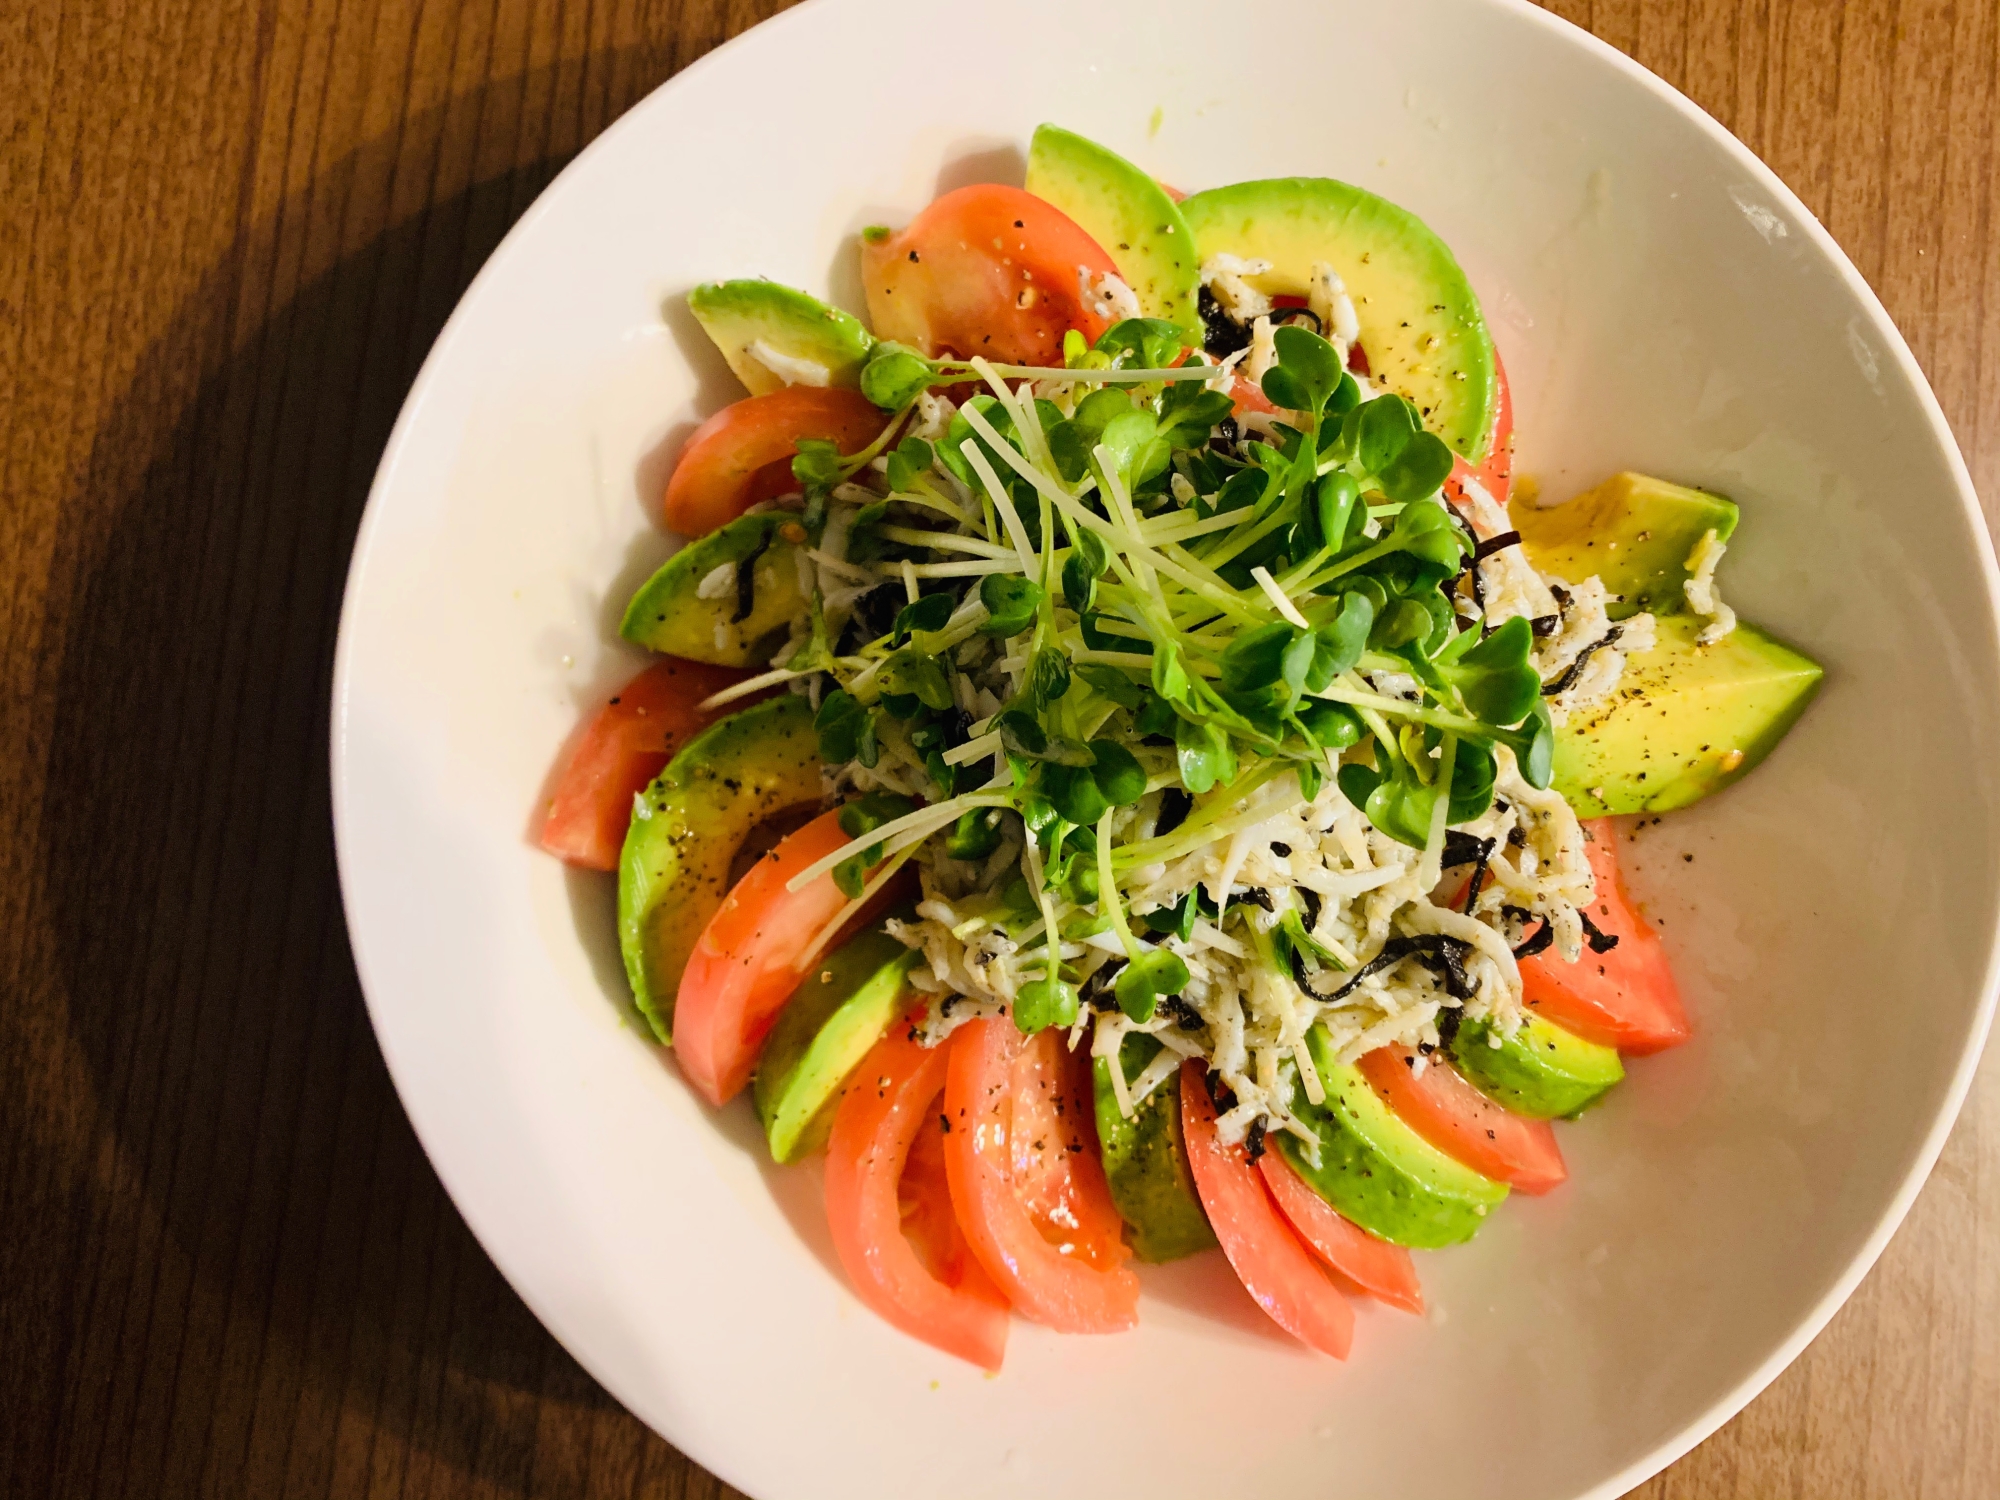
687;279;874;397
620;512;806;667
1024;124;1200;337
1450;1014;1624;1120
617;694;823;1042
1281;1027;1508;1248
1093;1032;1217;1262
754;924;917;1162
1179;177;1498;461
1553;612;1824;817
1514;471;1740;620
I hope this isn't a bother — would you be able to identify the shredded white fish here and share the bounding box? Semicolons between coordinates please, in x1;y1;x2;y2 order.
1307;261;1361;363
1079;268;1143;324
1683;527;1737;644
1199;253;1275;323
746;339;832;388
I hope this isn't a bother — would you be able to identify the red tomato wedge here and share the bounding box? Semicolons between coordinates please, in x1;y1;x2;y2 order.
825;1017;1010;1370
1258;1148;1424;1314
662;385;888;537
1180;1062;1354;1359
861;184;1119;366
1520;820;1690;1055
1231;376;1278;419
673;808;855;1106
536;658;762;870
940;1018;1139;1333
1445;346;1513;507
1356;1045;1567;1195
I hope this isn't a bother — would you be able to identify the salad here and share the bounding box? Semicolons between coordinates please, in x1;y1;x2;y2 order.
537;125;1823;1368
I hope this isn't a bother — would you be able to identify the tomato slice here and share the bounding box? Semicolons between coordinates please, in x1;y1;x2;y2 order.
940;1018;1139;1333
673;808;855;1106
1356;1045;1567;1195
1258;1148;1424;1314
536;658;762;871
1445;346;1513;505
1230;376;1278;419
1179;1062;1354;1359
825;1016;1010;1370
1519;819;1690;1054
862;184;1120;366
662;386;888;537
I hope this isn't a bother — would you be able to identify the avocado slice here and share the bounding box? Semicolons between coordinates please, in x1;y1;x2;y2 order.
617;694;823;1041
687;280;874;397
1280;1027;1508;1248
1553;612;1823;816
1178;177;1498;461
1093;1032;1217;1262
1024;124;1200;337
1449;1013;1624;1120
620;512;807;667
754;924;918;1162
1514;472;1740;620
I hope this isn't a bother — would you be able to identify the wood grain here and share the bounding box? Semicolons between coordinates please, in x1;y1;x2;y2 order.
0;2;1992;1496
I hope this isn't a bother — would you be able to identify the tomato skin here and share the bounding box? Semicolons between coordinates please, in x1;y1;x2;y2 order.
1230;376;1278;419
1356;1046;1568;1195
825;1017;1010;1370
1520;820;1690;1054
662;386;887;537
672;808;854;1106
1180;1062;1354;1359
940;1018;1139;1333
1445;346;1513;504
1258;1148;1424;1314
861;185;1118;366
537;659;762;871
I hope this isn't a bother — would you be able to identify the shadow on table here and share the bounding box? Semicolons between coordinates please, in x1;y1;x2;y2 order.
31;54;751;1500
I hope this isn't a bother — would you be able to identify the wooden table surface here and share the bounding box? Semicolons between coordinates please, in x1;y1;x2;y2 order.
4;1;1997;1495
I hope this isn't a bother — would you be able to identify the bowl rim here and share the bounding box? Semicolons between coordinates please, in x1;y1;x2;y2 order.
329;0;2000;1494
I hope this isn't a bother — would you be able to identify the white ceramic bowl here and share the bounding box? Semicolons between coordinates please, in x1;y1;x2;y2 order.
331;1;2000;1495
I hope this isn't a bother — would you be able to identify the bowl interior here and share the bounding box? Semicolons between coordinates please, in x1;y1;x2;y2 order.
332;2;2000;1497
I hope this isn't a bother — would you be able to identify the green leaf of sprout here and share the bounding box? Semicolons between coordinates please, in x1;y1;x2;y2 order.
791;437;842;491
1438;614;1540;726
979;573;1045;636
1114;948;1190;1023
946;806;1005;862
881;650;953;711
1175;715;1235;795
1015;973;1079;1033
1357;394;1419;474
1094;317;1187;370
1220;621;1294;694
1447;736;1498;822
1076;663;1143;709
1086;739;1147;806
859;342;936;411
892;591;954;641
833;790;917;896
885;435;935;493
1379;430;1455;504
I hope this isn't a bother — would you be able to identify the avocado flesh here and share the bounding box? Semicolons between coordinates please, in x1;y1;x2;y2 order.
1553;612;1823;817
1024;124;1200;338
1093;1032;1217;1262
1450;1014;1624;1120
754;925;917;1162
617;694;823;1041
1280;1027;1507;1248
620;512;806;667
1514;472;1740;620
687;280;874;397
1178;177;1498;461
